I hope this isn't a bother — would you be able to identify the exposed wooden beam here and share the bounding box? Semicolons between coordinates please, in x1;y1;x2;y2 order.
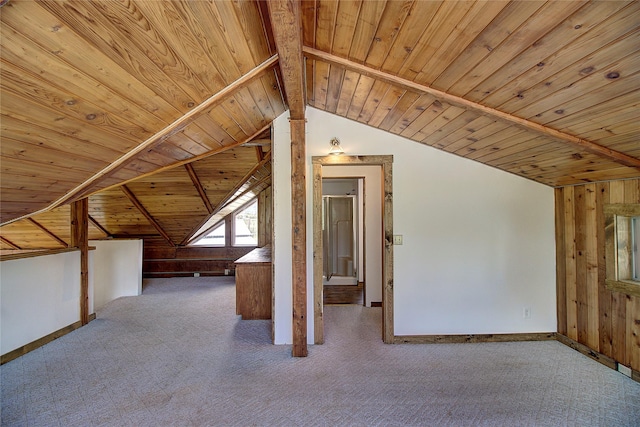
182;152;272;245
185;163;214;214
289;118;308;357
70;199;89;325
43;54;279;213
303;47;640;171
120;185;174;246
0;236;21;250
27;218;68;248
88;214;111;238
267;0;306;120
255;146;265;162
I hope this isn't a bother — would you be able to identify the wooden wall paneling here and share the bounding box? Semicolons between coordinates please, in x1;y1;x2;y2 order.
27;218;68;248
608;180;628;365
564;186;578;341
574;185;589;345
623;180;640;370
120;185;173;246
0;236;21;250
597;182;612;356
555;189;568;336
584;184;600;350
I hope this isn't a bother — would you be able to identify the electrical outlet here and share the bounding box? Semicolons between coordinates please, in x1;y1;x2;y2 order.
194;272;200;277
393;235;403;245
523;307;531;319
618;363;632;378
225;269;230;276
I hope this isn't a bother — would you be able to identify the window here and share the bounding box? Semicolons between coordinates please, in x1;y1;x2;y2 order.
192;222;225;247
605;204;640;297
233;200;258;246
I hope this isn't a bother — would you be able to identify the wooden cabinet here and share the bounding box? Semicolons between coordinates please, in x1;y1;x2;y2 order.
235;246;272;320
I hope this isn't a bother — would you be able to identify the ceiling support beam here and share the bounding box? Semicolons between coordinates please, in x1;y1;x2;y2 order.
121;185;174;246
182;152;272;245
267;0;306;119
185;163;214;214
88;214;111;238
303;47;640;171
0;236;21;250
43;54;279;214
27;218;68;248
71;199;89;325
268;0;308;357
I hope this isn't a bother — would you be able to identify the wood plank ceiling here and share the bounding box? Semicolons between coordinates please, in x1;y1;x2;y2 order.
1;0;639;250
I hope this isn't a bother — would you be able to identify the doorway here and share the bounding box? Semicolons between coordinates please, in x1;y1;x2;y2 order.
312;155;394;344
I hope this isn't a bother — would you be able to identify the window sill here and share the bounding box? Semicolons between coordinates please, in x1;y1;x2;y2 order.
605;279;640;298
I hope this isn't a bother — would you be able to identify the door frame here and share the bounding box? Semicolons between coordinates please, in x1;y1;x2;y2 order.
312;155;394;344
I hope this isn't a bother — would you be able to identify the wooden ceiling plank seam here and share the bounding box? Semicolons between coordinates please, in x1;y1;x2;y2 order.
464;1;621;105
386;93;437;135
0;114;125;161
304;47;640;171
246;79;277;120
163;132;211;157
0;30;170;130
347;0;387;64
363;0;414;70
27;218;68;248
399;1;478;81
233;86;272;130
88;215;111;238
398;98;448;140
451;124;528;156
411;1;510;84
185;164;214;214
565;104;640;136
267;0;306;119
417;109;480;148
191;116;233;149
365;83;404;127
220;96;260;137
430;115;498;151
473;135;551;165
120;185;173;246
181;153;272;246
324;65;347;114
208;106;249;144
488;140;573;169
47;55;278;210
335;70;362;117
448;1;585;97
255;146;265;163
378;91;422;132
430;1;545;92
0;236;22;250
515;54;640;124
311;60;331;111
230;0;274;65
507;156;633;182
414;106;468;144
343;74;374;120
554;168;640;187
381;0;444;76
0;2;180;122
463;129;539;161
489;2;640;112
301;0;317;48
1;90;140;155
356;80;392;124
38;0;201;110
313;0;339;52
259;0;279;56
331;0;363;58
575;117;640;143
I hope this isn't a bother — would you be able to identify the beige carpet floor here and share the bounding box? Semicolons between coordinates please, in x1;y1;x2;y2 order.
2;276;639;426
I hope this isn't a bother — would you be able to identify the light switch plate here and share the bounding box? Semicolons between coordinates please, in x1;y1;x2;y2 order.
393;235;403;245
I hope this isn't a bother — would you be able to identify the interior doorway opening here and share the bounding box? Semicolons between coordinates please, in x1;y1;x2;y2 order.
312;155;394;345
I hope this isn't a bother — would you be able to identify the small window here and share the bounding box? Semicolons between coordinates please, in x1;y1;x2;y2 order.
193;222;225;246
605;204;640;297
233;200;258;246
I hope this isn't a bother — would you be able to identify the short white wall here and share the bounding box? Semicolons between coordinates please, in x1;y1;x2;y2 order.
91;239;143;311
273;107;556;343
1;251;85;354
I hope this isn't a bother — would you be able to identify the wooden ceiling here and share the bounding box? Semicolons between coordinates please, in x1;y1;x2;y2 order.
1;0;639;250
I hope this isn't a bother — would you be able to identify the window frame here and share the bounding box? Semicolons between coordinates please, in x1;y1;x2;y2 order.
232;199;259;247
191;221;226;247
604;203;640;298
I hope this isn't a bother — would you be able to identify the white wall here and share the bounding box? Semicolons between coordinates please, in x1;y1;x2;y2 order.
1;251;87;354
91;239;143;311
272;107;556;343
1;239;143;355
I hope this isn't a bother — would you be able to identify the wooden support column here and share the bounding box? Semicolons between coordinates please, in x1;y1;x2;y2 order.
290;118;307;357
71;198;89;325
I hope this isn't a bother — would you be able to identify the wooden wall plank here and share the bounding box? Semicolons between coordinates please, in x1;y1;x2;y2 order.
597;182;612;356
70;199;89;325
584;184;600;350
609;180;628;365
564;186;578;341
555;189;567;336
574;185;588;345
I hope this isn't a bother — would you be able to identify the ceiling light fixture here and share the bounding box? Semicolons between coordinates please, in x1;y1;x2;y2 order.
329;137;344;155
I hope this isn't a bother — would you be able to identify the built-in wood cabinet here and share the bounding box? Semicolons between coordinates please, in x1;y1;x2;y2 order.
235;246;272;320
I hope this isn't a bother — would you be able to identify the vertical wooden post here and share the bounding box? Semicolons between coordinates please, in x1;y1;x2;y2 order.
71;198;89;325
290;118;307;357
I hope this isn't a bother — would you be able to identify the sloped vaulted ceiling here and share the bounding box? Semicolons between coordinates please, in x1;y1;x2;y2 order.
1;0;639;249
